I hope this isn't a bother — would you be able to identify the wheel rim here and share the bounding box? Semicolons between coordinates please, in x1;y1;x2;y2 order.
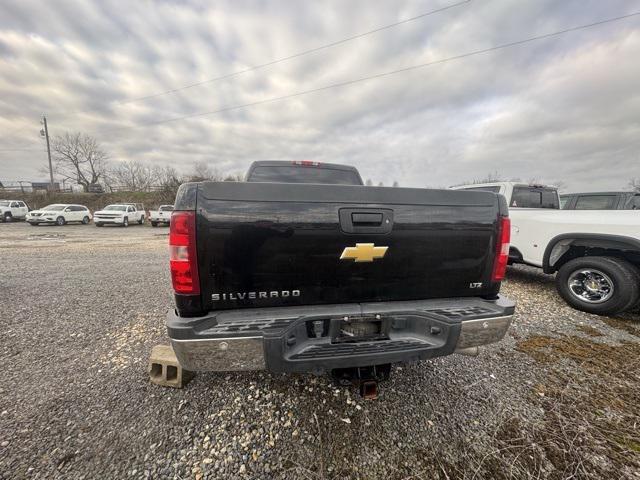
567;268;614;304
57;217;64;225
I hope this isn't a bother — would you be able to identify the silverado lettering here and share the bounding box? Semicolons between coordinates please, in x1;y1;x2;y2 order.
212;290;301;301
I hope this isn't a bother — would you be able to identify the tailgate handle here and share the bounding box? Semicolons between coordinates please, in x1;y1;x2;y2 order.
339;208;393;234
351;212;383;225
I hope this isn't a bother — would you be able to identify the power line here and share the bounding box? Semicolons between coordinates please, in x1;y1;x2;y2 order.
98;11;640;135
53;0;471;116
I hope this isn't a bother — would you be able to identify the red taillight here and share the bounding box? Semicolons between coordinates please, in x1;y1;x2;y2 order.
169;211;200;294
491;216;511;282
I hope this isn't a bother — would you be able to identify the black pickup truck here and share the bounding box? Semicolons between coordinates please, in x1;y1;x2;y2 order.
167;161;514;392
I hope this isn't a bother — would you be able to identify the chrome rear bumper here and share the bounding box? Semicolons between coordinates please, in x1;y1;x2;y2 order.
455;315;512;349
168;297;514;372
172;336;265;371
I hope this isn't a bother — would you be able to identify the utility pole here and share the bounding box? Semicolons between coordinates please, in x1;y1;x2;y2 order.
41;115;54;190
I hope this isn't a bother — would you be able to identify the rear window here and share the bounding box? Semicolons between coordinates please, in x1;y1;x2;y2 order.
463;186;501;193
630;195;640;210
574;195;617;210
247;166;362;185
510;187;559;209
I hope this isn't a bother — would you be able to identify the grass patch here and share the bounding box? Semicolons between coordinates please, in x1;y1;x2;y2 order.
509;334;640;478
601;317;640;337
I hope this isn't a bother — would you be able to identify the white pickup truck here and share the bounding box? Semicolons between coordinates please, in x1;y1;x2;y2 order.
0;200;29;222
93;204;145;227
453;182;640;316
149;204;174;227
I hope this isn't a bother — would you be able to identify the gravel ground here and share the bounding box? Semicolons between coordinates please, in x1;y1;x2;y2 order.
0;222;638;479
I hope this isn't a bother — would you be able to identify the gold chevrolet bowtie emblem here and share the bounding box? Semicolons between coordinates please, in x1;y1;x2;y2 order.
340;243;388;263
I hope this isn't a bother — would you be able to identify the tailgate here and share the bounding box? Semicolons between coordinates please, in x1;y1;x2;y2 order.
196;182;503;311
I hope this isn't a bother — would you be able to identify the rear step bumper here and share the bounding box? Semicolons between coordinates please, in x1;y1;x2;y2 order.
167;296;515;373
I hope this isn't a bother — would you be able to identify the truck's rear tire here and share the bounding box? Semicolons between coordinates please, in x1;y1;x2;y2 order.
556;256;640;316
123;217;129;227
138;215;144;225
628;265;640;312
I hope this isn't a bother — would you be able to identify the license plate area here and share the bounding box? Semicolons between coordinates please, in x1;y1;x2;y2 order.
330;315;390;343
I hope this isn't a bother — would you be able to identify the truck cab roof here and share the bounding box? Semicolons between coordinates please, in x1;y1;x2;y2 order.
452;181;557;190
452;182;560;209
561;191;635;197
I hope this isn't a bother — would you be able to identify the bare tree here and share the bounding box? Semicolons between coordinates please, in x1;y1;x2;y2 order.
223;173;244;182
629;178;640;192
526;176;541;185
549;180;567;191
109;159;162;191
50;132;109;192
451;171;504;188
187;161;221;182
156;166;183;190
527;176;566;189
474;171;503;184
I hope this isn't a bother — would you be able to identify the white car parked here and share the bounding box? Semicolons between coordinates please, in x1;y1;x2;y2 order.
453;182;640;315
149;205;174;227
94;204;145;227
26;204;92;226
0;199;29;222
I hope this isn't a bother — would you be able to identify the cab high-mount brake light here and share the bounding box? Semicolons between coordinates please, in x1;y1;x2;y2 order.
169;211;200;294
491;216;511;282
292;160;320;167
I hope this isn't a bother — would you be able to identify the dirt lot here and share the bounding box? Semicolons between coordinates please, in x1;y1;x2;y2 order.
0;221;638;479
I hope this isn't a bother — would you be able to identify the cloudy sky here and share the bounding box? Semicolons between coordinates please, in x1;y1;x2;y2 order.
0;0;639;191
